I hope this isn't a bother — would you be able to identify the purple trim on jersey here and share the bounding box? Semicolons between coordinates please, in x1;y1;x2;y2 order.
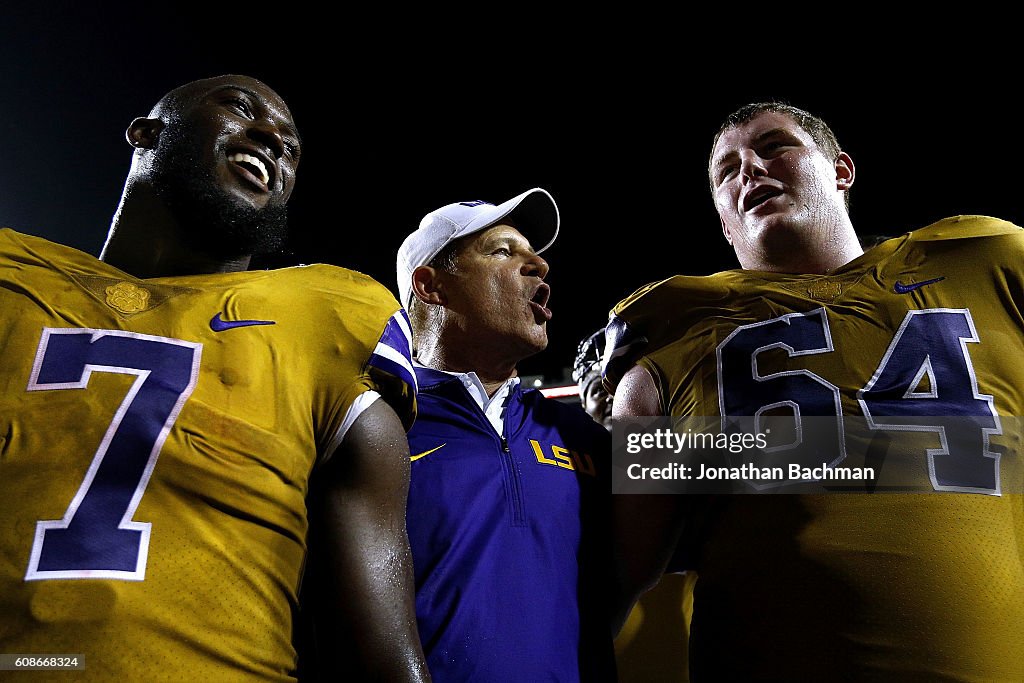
367;311;416;394
377;310;413;361
368;353;416;395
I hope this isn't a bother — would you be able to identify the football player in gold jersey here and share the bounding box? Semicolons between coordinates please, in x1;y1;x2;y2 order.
0;75;429;681
608;103;1024;681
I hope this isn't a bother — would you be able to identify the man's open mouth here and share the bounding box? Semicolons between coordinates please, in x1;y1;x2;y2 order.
529;283;552;322
228;150;274;191
743;185;783;212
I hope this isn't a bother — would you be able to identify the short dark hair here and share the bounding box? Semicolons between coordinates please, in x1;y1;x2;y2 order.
710;101;849;210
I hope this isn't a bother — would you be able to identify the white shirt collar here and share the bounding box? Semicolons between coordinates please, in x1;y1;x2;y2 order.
415;360;519;434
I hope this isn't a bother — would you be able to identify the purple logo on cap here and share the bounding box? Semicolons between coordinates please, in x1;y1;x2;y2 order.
459;200;492;207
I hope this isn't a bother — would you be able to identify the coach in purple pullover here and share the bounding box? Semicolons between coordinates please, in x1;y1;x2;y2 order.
395;188;612;682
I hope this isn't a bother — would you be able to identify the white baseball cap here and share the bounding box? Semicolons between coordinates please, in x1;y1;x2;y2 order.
396;187;560;308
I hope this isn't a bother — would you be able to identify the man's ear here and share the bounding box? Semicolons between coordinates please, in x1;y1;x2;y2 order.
720;215;733;245
126;117;164;149
835;151;855;191
411;265;446;305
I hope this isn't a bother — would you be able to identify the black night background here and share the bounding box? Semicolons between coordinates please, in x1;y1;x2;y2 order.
2;8;1015;385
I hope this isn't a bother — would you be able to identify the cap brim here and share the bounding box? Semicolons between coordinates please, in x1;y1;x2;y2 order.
475;187;560;255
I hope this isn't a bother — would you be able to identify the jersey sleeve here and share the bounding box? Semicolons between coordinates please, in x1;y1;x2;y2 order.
312;269;418;463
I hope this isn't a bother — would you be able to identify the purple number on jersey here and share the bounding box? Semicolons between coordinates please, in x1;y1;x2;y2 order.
24;329;201;581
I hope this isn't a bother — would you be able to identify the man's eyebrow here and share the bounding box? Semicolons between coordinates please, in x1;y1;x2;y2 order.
208;85;300;140
483;231;533;251
711;145;745;179
712;149;738;174
482;232;514;246
209;84;260;101
712;128;798;173
752;127;796;143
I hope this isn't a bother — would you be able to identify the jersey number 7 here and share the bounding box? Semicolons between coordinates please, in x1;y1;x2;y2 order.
24;329;201;581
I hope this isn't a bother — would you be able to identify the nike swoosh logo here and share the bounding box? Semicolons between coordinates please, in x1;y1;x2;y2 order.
893;276;945;294
410;443;446;462
209;312;276;332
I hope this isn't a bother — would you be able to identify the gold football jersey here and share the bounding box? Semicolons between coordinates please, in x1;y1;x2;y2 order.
608;216;1024;681
0;229;416;681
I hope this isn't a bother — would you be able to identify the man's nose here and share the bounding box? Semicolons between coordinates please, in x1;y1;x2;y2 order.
247;119;285;159
739;150;767;184
522;252;549;279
